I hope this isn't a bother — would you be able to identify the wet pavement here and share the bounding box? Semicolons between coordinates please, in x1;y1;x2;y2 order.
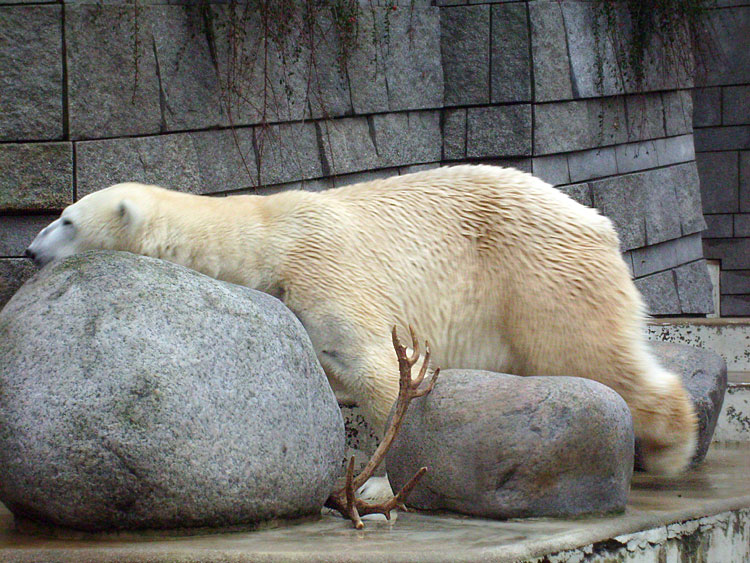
0;444;747;562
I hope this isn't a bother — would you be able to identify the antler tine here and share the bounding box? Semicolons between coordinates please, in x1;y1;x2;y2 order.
413;367;440;398
407;325;420;366
344;457;364;529
412;341;431;388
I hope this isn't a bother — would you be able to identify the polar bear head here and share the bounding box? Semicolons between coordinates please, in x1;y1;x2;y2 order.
26;183;149;267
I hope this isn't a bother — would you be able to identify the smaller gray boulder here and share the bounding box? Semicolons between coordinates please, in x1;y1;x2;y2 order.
0;251;345;532
640;342;728;468
386;370;634;519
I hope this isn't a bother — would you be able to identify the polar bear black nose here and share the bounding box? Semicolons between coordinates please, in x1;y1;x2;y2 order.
25;248;35;260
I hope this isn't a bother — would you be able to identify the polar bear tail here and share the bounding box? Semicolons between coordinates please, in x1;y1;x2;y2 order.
632;361;698;476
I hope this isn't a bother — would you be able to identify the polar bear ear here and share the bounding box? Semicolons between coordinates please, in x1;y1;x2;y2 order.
116;199;143;229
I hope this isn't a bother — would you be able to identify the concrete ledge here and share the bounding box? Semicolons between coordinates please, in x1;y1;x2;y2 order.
0;445;748;562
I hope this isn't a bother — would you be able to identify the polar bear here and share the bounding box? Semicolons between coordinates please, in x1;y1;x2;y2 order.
26;165;697;475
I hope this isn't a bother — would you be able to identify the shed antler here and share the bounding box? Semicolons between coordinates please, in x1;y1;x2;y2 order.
325;326;440;529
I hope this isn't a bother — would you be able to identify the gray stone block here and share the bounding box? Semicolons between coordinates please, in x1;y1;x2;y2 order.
720;270;750;294
703;214;734;239
317;117;379;176
466;105;531;158
345;8;388;115
529;1;573;102
698;7;750;87
568;146;617;182
534;98;627;155
150;5;224;131
654;134;695;167
667;162;707;237
382;7;443;112
257;122;323;186
663;90;693;137
694;126;750;152
741;151;750;212
615;141;658;175
189;128;258;193
647;341;726;464
0;5;63;141
490;3;531;103
590;173;646;251
634;270;680;316
66;4;162;139
704;238;750;269
206;5;308;126
0;143;73;212
372;111;442;167
387;370;633;519
443;109;466;160
561;2;624;98
332;168;399;189
720;294;750;316
693;87;722;128
630;233;704;278
724;85;750;125
557;182;593;207
441;5;490;106
76;134;203;198
0;259;35;312
697;151;739;214
0;215;58;257
735;213;750;236
674;260;715;315
0;251;345;532
532;155;570;186
626;94;665;142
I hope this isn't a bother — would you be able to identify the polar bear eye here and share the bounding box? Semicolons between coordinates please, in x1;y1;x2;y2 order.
62;219;73;227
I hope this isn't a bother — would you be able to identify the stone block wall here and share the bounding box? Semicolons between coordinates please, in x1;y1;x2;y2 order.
0;0;715;316
693;0;750;316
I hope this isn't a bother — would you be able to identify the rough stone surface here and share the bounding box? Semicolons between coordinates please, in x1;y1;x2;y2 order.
532;155;569;186
697;151;739;214
723;85;750;126
635;270;681;316
630;234;703;278
615;141;658;175
704;238;750;270
704;214;733;239
694;125;750;152
534;98;628;155
372;111;442;167
668;162;707;236
663;91;693;137
256;122;323;186
644;342;727;466
721;294;750;316
441;5;490;106
0;143;73;212
387;370;634;519
590;173;646;251
561;2;624;98
674;260;715;315
653;135;695;168
742;151;750;212
490;3;531;103
442;109;466;160
693;87;722;128
0;251;344;532
0;259;35;311
0;5;63;141
151;5;225;131
625;95;666;142
0;215;59;257
567;146;617;182
65;4;162;139
466;105;532;158
529;1;573;102
76;135;204;198
317;118;379;176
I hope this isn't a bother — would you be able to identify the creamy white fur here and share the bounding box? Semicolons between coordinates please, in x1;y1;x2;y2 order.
27;165;698;475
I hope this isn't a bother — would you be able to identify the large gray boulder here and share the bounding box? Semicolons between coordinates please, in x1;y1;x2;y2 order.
0;251;345;532
642;341;728;468
386;370;634;519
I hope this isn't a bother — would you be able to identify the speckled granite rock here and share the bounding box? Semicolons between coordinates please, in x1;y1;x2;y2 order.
386;370;634;519
0;250;344;532
639;341;728;468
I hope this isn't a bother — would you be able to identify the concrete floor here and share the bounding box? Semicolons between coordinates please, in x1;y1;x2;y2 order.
0;444;747;563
